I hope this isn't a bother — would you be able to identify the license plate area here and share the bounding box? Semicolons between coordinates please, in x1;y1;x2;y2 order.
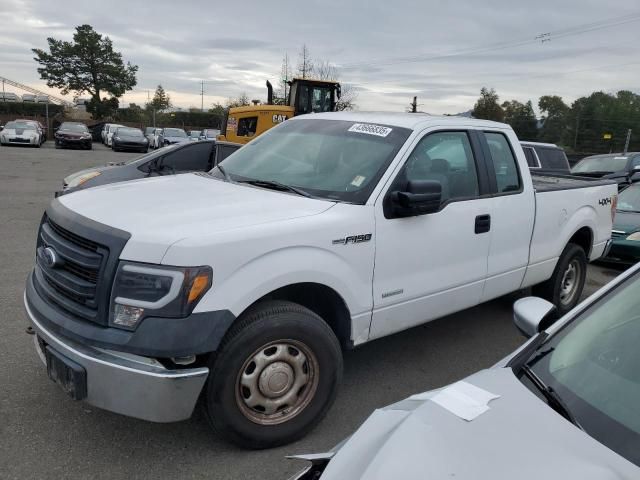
44;343;87;400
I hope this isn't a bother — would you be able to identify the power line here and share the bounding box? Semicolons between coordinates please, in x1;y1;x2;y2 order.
337;12;640;70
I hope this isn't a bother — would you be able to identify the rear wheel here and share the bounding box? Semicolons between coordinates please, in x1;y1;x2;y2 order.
533;243;587;317
203;300;342;449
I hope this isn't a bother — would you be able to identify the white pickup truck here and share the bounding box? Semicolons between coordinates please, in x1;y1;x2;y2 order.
24;112;617;449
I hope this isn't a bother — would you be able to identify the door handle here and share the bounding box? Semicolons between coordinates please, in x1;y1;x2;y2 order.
475;214;491;234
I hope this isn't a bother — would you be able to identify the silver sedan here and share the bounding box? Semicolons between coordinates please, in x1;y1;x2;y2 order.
289;262;640;479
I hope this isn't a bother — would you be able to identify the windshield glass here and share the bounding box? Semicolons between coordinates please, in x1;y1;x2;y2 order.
163;128;187;137
117;128;143;137
205;129;219;138
60;124;88;132
617;185;640;212
572;155;629;173
216;119;411;203
526;272;640;465
5;121;36;130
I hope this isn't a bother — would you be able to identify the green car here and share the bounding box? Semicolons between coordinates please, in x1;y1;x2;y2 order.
607;183;640;264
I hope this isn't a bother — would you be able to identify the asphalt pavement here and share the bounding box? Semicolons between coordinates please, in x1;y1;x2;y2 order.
0;141;625;479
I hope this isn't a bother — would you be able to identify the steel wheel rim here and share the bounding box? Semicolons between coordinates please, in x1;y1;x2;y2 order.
235;340;319;425
559;259;581;306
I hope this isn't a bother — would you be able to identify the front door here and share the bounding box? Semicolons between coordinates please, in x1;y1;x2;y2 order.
370;129;493;340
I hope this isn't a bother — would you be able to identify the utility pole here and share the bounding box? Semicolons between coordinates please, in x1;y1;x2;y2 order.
2;78;5;102
409;96;418;113
624;129;632;155
201;80;204;112
45;98;49;135
573;111;580;150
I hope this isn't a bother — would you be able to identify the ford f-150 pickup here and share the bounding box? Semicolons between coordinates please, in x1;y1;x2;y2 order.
24;112;617;449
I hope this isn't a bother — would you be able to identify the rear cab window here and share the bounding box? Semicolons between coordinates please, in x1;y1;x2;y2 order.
536;147;570;171
485;132;522;194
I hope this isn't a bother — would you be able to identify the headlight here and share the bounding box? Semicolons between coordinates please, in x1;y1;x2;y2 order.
66;171;101;188
114;136;120;141
626;232;640;241
109;262;212;329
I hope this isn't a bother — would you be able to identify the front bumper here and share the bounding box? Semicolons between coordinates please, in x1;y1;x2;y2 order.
25;292;209;422
56;137;91;148
114;141;148;151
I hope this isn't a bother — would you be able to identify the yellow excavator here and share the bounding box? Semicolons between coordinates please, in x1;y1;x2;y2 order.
218;78;341;144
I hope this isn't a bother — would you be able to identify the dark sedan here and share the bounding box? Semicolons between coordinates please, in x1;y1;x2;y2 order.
572;152;640;188
605;182;640;265
54;122;92;149
59;140;242;195
112;127;149;153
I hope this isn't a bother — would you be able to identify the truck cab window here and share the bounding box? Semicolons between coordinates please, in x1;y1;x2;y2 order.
485;132;521;193
523;147;540;168
403;131;479;203
237;117;258;137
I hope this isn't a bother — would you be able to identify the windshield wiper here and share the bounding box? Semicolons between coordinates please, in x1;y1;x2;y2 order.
521;365;583;430
239;179;313;198
216;164;232;182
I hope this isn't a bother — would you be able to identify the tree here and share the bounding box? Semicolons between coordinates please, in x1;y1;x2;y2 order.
32;24;138;119
225;93;250;108
538;95;569;144
314;60;357;111
502;99;538;140
148;85;171;112
472;88;504;122
209;102;226;116
297;44;314;79
274;53;293;105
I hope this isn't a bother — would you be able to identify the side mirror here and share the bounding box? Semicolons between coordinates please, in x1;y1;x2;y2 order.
513;297;557;338
391;180;442;217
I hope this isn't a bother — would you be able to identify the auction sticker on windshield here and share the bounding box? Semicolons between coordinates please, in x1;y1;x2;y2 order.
348;123;393;137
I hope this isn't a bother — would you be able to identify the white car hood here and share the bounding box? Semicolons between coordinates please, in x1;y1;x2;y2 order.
58;173;335;262
317;368;638;480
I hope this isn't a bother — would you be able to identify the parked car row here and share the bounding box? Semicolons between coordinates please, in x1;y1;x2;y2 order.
0;92;49;103
25;112;619;456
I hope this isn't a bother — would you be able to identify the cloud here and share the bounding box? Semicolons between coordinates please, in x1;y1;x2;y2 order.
1;0;639;114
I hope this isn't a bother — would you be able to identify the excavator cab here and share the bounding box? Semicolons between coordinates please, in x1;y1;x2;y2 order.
288;78;341;115
219;78;341;144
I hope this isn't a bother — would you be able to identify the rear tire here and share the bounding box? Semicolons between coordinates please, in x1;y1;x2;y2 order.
203;300;342;449
533;243;587;317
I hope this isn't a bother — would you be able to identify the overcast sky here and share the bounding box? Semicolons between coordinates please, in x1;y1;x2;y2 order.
1;0;640;114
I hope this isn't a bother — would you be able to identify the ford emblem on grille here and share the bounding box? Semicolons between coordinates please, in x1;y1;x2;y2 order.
43;247;62;268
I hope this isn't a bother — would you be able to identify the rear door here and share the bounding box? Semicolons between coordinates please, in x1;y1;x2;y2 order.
479;130;535;302
370;128;493;340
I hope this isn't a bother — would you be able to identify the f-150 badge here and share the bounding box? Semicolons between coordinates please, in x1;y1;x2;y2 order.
332;234;372;245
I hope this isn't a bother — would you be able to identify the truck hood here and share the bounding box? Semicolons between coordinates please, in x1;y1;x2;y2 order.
58;173;335;262
315;368;637;480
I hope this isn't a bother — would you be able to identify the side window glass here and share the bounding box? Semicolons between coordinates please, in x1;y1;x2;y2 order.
631;156;640;168
237;117;258;137
523;147;539;168
485;132;521;193
404;131;479;203
161;143;212;172
218;145;239;163
298;85;310;114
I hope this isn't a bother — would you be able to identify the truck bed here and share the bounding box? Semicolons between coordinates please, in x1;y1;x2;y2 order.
531;173;616;193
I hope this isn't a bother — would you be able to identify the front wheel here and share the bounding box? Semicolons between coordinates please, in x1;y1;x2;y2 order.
533;243;587;317
203;300;342;449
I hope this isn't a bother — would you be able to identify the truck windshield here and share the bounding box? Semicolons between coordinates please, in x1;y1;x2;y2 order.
572;155;628;173
524;271;640;466
215;119;412;203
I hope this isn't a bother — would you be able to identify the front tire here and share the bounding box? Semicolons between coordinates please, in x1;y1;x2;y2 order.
203;300;342;449
533;243;587;317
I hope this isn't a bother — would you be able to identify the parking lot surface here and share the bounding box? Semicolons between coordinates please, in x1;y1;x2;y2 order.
0;142;624;479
